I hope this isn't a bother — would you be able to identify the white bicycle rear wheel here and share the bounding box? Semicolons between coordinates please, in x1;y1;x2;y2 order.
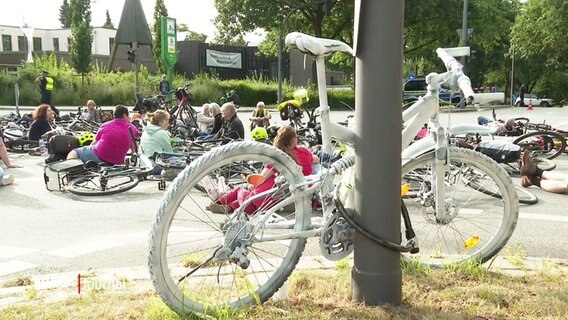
148;141;310;316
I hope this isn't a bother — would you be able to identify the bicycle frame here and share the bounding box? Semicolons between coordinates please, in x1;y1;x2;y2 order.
243;33;477;241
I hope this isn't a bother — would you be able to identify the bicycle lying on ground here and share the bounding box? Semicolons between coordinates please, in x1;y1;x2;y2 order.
44;153;153;196
147;32;519;316
489;110;567;159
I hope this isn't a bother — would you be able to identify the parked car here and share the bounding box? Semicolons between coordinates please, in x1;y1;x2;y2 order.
403;77;461;105
515;94;554;107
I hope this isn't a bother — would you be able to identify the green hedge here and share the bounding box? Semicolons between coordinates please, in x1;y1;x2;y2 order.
0;53;354;109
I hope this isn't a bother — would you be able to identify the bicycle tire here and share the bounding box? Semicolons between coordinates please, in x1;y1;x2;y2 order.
67;173;140;196
464;174;538;205
533;157;556;172
148;141;310;316
401;147;519;268
513;131;567;160
514;117;530;126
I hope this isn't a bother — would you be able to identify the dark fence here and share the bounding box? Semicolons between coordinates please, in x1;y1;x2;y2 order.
175;41;287;80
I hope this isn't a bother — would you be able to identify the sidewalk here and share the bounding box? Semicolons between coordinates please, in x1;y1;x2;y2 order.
1;254;567;308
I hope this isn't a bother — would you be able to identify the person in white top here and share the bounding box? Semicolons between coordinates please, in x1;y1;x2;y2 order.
195;104;215;137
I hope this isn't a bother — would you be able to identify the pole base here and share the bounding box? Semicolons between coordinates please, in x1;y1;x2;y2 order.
352;266;402;305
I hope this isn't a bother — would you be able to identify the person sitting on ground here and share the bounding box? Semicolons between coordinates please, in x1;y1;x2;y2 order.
213;103;245;142
250;101;271;130
195;103;215;137
81;99;102;123
28;104;54;141
519;151;568;194
207;125;319;214
196;103;223;141
67;105;138;165
140;110;173;175
0;167;15;186
209;103;223;135
0;138;22;168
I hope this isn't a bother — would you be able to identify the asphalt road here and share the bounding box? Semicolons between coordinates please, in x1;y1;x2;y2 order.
1;105;567;280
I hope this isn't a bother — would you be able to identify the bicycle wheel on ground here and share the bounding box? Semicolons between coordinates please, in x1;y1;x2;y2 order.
67;173;140;196
148;141;310;316
401;147;519;268
513;131;567;160
532;157;556;171
463;172;538;205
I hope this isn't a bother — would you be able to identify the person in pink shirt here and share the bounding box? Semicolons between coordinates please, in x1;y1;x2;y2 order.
67;105;138;164
207;125;319;215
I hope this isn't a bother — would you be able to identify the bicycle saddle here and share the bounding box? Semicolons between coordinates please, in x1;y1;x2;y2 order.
285;32;353;57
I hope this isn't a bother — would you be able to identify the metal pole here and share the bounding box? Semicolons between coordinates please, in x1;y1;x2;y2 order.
459;0;469;107
133;41;140;95
277;23;283;103
461;0;469;47
510;49;514;106
353;0;404;305
14;83;20;116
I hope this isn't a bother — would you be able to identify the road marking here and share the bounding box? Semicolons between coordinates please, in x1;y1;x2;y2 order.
46;240;125;258
0;245;39;259
520;212;568;223
0;260;39;277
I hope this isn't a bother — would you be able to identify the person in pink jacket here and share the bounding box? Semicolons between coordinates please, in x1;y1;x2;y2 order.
207;125;319;215
67;105;138;164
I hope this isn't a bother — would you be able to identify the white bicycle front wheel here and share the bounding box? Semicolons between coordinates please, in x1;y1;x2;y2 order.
148;141;310;316
401;147;519;268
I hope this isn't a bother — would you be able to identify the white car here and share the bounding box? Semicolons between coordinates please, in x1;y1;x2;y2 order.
515;94;554;107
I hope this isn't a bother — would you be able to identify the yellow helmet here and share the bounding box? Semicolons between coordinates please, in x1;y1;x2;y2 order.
251;127;268;141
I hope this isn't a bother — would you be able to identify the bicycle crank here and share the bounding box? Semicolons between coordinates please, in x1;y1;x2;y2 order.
319;209;355;261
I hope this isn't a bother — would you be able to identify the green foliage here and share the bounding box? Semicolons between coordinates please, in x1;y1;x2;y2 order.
533;71;568;103
511;0;568;70
59;0;72;28
3;51;349;109
152;0;168;75
185;31;208;42
69;0;93;76
102;9;114;29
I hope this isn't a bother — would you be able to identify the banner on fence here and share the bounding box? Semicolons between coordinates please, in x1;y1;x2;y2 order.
206;49;242;69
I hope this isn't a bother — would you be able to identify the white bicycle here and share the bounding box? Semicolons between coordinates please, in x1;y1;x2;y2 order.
148;32;519;316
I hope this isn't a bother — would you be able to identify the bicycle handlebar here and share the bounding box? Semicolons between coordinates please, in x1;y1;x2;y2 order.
436;47;475;104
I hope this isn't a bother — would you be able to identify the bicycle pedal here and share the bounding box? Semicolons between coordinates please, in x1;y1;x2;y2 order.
158;180;166;191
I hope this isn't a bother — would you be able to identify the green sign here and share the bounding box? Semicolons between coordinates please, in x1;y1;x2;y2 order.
160;16;177;68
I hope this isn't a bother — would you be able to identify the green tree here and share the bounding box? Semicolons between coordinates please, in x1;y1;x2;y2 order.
69;0;93;82
510;0;568;98
59;0;72;28
214;0;352;43
185;31;208;42
213;0;353;71
511;0;568;70
177;23;207;42
152;0;168;75
102;9;114;29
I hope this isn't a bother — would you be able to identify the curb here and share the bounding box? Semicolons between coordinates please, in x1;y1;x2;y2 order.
1;255;567;307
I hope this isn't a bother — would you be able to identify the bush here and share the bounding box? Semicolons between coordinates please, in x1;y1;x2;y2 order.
0;55;354;109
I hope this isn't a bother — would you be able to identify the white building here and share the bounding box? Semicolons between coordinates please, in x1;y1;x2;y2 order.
0;24;117;55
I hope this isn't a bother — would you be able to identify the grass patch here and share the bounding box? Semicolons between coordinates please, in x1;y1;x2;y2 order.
1;265;567;319
1;275;33;288
502;243;527;269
